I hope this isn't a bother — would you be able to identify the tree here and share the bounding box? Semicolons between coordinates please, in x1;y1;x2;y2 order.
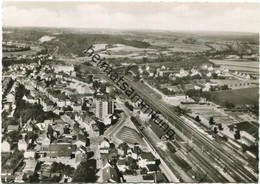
118;142;129;156
224;102;235;109
221;85;229;90
234;130;241;140
213;127;218;134
218;123;223;131
72;159;97;182
212;73;218;79
209;117;215;125
51;162;75;177
195;115;201;123
7;130;21;144
28;173;40;182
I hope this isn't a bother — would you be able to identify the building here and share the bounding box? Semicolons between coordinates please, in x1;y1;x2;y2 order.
23;159;37;176
95;97;114;120
211;79;253;90
40;144;77;158
6;92;15;103
18;139;28;151
117;159;129;172
1;141;11;152
102;162;121;182
138;152;156;169
7;125;19;132
53;65;74;75
24;151;36;159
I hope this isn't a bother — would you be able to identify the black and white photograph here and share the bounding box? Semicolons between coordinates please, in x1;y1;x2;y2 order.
1;1;259;183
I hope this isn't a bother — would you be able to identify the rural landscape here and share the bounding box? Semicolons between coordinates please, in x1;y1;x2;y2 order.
1;1;259;184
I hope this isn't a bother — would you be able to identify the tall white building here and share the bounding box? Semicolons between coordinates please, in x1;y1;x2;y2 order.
95;97;114;120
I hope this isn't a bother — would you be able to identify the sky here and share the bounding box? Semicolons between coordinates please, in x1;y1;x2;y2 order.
3;1;260;32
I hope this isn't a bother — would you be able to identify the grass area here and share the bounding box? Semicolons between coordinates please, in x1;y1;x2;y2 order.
210;87;259;106
116;126;145;146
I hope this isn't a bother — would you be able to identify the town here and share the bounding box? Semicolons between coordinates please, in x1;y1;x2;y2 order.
1;2;259;183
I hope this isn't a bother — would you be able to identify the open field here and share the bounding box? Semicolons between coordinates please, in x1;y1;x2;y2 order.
210;59;259;73
210;87;259;106
116;126;145;146
3;45;45;57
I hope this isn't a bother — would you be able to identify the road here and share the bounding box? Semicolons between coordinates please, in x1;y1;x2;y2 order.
124;77;257;182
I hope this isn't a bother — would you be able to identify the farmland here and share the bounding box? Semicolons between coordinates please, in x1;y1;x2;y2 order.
210;87;259;106
210;59;259;73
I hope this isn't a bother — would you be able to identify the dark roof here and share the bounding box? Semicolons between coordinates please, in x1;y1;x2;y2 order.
48;144;77;153
156;171;168;182
117;159;127;165
140;152;155;161
146;164;159;172
102;164;120;182
233;121;259;138
126;156;135;165
143;173;154;181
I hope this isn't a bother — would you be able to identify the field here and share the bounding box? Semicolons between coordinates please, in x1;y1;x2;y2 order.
210;87;259;106
116;126;145;146
210;59;259;73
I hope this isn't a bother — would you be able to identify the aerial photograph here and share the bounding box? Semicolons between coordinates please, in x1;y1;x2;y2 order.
1;1;259;183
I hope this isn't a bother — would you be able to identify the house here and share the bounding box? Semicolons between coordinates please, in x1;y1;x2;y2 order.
190;68;201;77
146;164;159;173
143;171;168;182
23;119;35;132
184;84;195;91
75;150;85;163
117;159;129;172
1;141;11;152
41;144;77;158
211;79;253;90
202;83;211;92
23;159;37;176
176;68;189;78
166;85;183;94
142;173;155;182
22;94;37;104
41;136;51;146
14;172;24;183
7;125;19;132
75;112;92;126
18;139;28;151
91;123;100;136
194;85;201;90
102;162;121;183
53;65;75;75
1;167;15;183
24;151;36;159
206;72;212;77
235;121;258;144
207;66;214;71
103;115;112;126
40;162;52;179
6;92;15;103
100;147;110;154
138;152;156;168
100;139;110;148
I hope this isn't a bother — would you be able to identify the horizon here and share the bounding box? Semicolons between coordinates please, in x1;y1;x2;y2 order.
3;25;259;35
3;2;260;33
